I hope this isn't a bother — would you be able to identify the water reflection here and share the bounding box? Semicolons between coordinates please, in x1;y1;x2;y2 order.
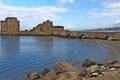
0;35;20;55
33;36;54;53
34;36;53;42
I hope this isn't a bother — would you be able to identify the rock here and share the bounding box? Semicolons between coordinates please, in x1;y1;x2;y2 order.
82;59;96;68
85;65;100;74
55;62;82;74
39;70;57;80
110;61;120;68
25;71;40;80
110;68;115;71
41;68;50;75
55;71;80;80
91;72;99;77
59;31;70;37
86;65;107;75
99;65;107;72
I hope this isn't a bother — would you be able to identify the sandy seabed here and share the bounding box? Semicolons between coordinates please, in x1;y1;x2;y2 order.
84;39;120;62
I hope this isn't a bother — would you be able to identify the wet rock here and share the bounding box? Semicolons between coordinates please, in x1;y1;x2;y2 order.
25;71;40;80
55;62;82;74
82;59;96;68
39;70;57;80
41;68;50;75
55;71;79;80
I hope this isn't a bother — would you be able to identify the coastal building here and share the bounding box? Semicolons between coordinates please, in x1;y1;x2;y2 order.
20;19;64;35
28;20;64;34
1;17;20;35
0;17;64;35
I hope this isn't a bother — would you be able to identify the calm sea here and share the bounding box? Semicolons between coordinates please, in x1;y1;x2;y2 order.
0;35;108;80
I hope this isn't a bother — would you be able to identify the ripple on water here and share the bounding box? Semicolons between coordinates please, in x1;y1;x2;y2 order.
0;36;108;80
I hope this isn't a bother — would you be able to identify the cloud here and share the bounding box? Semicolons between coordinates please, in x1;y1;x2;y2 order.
104;2;120;9
0;4;67;20
0;2;67;30
83;0;120;3
115;20;120;24
64;24;77;30
59;0;75;3
89;2;120;18
111;19;120;27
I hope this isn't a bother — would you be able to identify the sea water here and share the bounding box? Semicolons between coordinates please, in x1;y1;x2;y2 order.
0;35;108;80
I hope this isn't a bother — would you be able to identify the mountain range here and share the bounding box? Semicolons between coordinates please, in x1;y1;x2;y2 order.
80;27;120;32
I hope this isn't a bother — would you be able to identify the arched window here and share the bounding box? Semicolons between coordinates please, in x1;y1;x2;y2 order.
40;27;43;31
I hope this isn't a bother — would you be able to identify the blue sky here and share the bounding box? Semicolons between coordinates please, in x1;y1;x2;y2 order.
0;0;120;30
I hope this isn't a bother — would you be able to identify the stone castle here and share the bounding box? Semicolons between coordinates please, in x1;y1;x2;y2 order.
0;17;64;35
0;17;120;40
1;17;20;34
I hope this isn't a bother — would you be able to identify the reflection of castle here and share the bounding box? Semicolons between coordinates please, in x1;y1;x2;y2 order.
0;17;64;35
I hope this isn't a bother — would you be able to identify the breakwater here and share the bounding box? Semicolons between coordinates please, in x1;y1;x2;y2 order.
2;31;120;41
52;31;120;41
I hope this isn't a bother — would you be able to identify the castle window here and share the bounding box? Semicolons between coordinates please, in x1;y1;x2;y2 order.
40;27;43;31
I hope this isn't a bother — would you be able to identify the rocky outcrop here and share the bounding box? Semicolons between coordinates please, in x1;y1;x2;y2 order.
55;62;82;74
55;71;79;80
85;65;106;74
110;61;120;68
39;71;57;80
25;71;40;80
82;59;96;68
25;59;120;80
25;70;57;80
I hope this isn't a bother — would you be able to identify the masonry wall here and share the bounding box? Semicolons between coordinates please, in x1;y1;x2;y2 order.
1;21;7;33
53;26;64;31
21;20;64;35
1;17;20;35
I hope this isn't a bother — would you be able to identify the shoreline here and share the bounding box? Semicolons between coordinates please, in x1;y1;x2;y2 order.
84;39;120;63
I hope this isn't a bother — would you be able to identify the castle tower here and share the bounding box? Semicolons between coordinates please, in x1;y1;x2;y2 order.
1;17;20;35
42;20;53;31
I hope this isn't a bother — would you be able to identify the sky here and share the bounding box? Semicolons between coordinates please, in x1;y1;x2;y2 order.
0;0;120;31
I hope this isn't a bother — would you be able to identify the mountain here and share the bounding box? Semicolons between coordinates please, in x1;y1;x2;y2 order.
80;27;120;32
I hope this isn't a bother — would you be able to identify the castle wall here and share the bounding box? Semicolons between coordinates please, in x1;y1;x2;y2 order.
53;26;64;31
23;20;64;35
1;21;7;33
1;17;20;35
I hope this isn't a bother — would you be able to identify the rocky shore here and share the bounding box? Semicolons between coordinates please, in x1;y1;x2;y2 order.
25;59;120;80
